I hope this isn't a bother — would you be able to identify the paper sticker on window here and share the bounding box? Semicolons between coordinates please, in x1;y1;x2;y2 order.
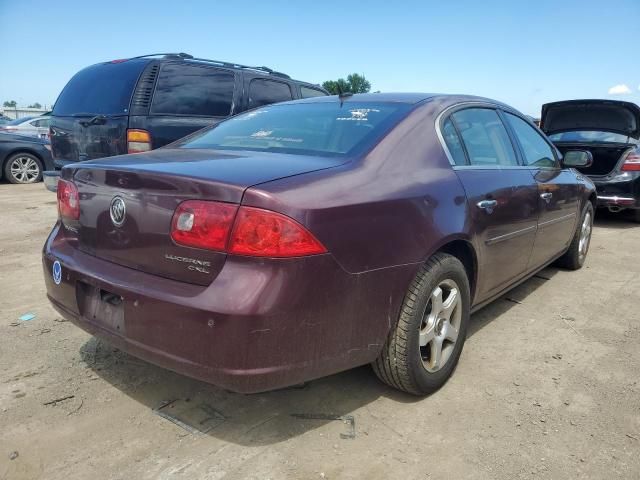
336;108;380;121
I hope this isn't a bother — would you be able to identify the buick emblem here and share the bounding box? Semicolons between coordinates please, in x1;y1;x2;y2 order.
110;196;126;227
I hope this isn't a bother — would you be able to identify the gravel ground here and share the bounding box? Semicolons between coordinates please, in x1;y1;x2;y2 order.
0;183;639;480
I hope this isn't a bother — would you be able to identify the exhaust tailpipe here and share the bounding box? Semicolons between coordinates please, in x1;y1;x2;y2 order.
608;206;624;213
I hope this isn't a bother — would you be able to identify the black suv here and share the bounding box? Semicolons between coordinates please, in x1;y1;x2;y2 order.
45;53;327;189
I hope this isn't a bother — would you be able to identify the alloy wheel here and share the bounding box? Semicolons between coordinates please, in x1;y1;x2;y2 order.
419;279;462;373
578;211;592;261
10;156;40;183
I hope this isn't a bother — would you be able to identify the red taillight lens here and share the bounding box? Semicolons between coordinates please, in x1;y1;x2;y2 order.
169;201;327;257
170;200;238;251
229;206;327;257
127;129;152;154
622;152;640;171
57;179;79;220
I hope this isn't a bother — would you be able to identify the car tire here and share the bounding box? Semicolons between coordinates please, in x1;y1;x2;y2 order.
372;253;470;396
3;153;43;184
556;202;594;270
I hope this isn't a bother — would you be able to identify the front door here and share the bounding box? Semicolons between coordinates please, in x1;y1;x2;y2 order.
443;107;539;301
502;112;581;268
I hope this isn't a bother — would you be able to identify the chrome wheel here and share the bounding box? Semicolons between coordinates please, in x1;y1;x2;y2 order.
578;211;592;261
419;279;462;373
9;156;40;183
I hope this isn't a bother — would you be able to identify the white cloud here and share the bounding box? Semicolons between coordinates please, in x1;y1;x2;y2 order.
608;84;631;95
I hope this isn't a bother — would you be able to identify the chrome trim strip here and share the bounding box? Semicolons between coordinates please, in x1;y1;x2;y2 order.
486;225;537;245
597;195;635;202
538;212;576;228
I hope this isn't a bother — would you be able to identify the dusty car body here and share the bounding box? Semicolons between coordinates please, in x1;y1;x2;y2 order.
43;93;596;395
542;100;640;220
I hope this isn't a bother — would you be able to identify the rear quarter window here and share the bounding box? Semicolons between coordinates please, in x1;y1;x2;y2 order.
53;60;147;116
300;86;327;98
151;63;235;117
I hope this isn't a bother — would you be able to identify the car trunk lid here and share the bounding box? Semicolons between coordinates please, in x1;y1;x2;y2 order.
541;100;640;139
62;148;343;285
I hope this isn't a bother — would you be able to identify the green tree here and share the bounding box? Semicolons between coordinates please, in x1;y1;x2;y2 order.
3;100;17;108
28;102;42;109
322;73;371;95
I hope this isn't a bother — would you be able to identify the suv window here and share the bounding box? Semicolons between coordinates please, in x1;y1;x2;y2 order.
441;118;467;165
505;113;557;167
32;119;50;128
248;79;293;109
151;63;235;117
53;60;147;116
451;108;517;167
300;86;326;98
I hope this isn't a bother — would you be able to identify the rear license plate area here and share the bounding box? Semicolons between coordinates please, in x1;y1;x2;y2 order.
76;281;125;334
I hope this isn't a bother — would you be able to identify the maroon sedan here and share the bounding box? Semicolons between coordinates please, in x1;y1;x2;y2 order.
44;93;596;395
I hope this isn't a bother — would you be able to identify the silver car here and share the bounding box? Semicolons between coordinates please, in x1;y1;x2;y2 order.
0;116;50;139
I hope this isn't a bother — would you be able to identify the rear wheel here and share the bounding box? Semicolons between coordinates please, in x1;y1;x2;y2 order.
556;202;594;270
372;253;470;395
4;153;43;184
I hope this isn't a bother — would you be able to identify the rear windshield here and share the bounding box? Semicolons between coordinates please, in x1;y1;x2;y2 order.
548;131;631;143
177;102;411;157
52;60;147;116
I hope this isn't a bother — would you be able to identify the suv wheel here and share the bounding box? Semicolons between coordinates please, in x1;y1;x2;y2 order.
4;153;43;184
373;253;470;395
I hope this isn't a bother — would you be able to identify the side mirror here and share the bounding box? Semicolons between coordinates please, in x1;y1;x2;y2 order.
562;150;593;168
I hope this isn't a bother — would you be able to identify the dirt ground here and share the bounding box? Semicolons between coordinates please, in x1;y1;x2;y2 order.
0;182;638;480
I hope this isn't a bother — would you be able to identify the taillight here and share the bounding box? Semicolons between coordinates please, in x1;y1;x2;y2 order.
57;179;79;220
170;201;327;257
127;129;152;154
170;200;237;251
621;151;640;171
229;207;326;257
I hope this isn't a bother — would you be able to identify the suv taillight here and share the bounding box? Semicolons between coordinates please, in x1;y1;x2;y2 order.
621;151;640;172
57;179;80;220
170;200;327;257
127;129;152;154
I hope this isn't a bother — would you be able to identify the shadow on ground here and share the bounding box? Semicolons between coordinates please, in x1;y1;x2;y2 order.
78;263;568;447
593;208;638;230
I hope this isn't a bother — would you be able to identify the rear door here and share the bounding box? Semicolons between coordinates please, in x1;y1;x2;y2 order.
50;59;148;165
443;107;539;301
130;62;240;148
503;112;580;268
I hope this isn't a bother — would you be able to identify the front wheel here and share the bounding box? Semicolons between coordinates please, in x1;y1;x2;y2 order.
4;153;43;184
556;202;594;270
372;253;470;396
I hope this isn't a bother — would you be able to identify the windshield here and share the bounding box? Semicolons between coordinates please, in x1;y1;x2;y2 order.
52;60;147;116
548;130;631;143
177;101;411;157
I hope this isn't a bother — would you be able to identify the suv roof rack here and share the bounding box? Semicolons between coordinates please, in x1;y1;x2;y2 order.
130;53;291;79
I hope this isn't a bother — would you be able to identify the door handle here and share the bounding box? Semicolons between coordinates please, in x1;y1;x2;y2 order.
477;199;498;212
540;192;553;203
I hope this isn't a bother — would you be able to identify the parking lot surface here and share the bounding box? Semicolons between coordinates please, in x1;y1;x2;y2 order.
1;183;639;480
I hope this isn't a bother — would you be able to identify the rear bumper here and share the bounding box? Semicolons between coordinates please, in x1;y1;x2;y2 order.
43;224;415;393
593;174;640;209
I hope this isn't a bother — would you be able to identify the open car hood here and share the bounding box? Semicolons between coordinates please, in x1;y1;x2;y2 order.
541;100;640;139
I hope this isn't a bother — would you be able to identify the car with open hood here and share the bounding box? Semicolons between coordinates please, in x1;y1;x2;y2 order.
541;100;640;220
44;93;596;395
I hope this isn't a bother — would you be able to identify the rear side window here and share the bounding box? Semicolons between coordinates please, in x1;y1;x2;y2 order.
504;113;557;168
441;118;467;165
53;60;147;116
248;79;293;109
451;108;517;167
151;63;235;117
300;86;327;98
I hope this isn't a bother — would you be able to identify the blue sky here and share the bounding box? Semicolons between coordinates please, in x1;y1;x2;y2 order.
1;0;639;116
